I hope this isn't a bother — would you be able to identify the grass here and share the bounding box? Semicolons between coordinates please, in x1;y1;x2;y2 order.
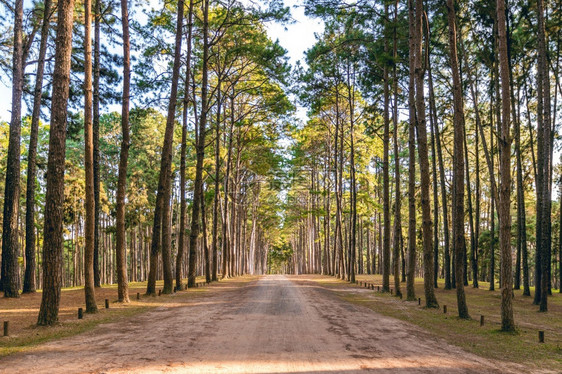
311;274;562;372
0;276;251;358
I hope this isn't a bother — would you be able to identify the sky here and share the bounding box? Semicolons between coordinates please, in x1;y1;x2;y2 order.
0;0;323;122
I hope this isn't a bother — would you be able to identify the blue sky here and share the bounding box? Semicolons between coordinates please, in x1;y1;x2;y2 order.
0;0;322;122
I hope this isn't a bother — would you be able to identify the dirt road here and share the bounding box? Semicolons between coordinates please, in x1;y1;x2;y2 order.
1;275;534;373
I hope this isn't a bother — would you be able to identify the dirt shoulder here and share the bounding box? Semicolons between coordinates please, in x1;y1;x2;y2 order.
314;274;562;373
0;277;250;358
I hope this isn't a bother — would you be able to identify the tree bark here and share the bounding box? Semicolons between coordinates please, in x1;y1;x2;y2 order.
37;0;75;325
176;0;194;290
23;0;53;294
84;0;98;313
427;49;450;290
497;0;515;330
188;0;209;287
115;0;131;303
414;0;438;308
382;1;391;292
392;0;402;298
1;0;24;298
406;0;416;301
93;0;102;288
147;0;185;295
535;0;551;312
446;0;469;319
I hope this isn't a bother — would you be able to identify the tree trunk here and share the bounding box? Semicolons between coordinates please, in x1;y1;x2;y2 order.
221;96;235;279
83;0;98;313
414;0;438;309
382;1;391;292
176;0;194;290
37;0;75;325
428;49;450;290
392;0;402;298
535;0;551;312
115;0;131;303
188;0;209;287
1;0;24;298
446;0;469;319
515;85;530;295
211;77;221;282
146;0;185;295
93;0;102;288
406;0;416;301
497;0;515;330
201;183;211;283
23;0;53;294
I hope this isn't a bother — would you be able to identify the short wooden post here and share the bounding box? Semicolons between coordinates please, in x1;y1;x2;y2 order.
185;284;188;290
377;286;380;291
443;305;447;314
137;292;140;300
418;298;421;305
371;284;374;290
480;315;484;326
538;331;544;343
3;321;9;337
158;289;162;296
78;308;83;319
390;289;393;295
105;299;109;309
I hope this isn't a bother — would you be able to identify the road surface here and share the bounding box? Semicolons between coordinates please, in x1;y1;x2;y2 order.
1;275;532;373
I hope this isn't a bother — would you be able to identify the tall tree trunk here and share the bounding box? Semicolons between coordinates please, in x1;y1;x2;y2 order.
23;0;53;294
535;0;551;311
514;85;530;295
93;0;102;288
473;91;481;289
1;0;24;298
424;12;439;289
392;0;402;298
177;93;188;290
211;79;221;282
84;0;98;313
347;62;357;284
382;1;391;292
188;0;209;287
37;0;75;325
446;0;468;318
414;0;438;308
221;96;235;279
115;0;131;303
176;0;194;290
497;0;515;330
429;78;439;289
406;0;417;301
428;49;450;290
147;0;185;295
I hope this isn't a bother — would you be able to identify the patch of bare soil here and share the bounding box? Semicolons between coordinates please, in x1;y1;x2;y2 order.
0;275;547;373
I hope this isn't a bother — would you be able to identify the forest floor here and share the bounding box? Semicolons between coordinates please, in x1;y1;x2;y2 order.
351;274;562;372
0;276;214;357
0;274;554;373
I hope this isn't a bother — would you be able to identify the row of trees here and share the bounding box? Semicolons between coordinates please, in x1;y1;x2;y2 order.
2;0;562;334
280;0;562;332
0;0;292;324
